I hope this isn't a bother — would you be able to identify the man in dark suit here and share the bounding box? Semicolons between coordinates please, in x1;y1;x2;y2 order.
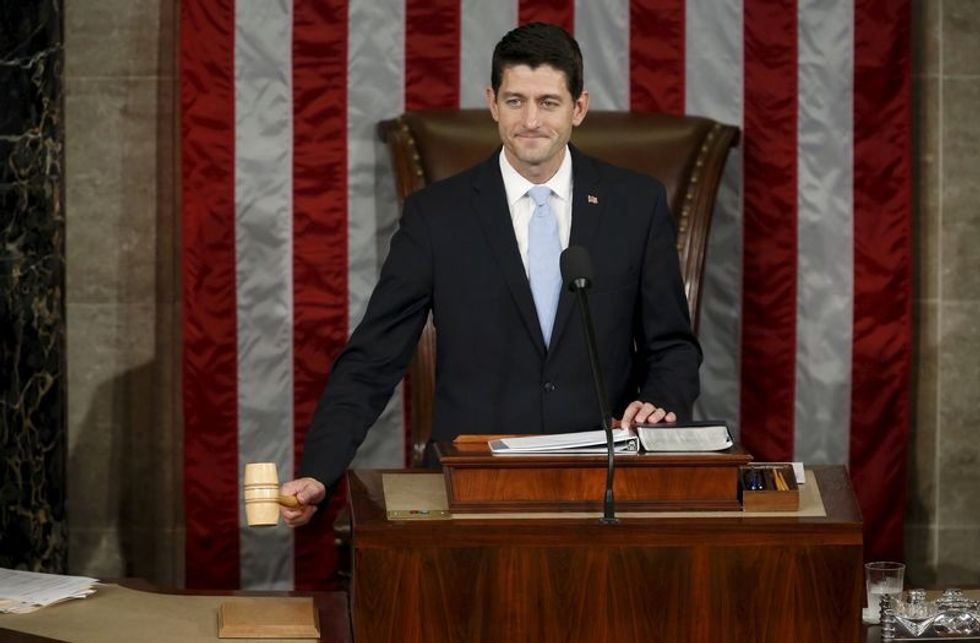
282;22;700;526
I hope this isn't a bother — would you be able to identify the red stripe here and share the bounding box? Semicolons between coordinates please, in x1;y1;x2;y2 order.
850;0;912;563
292;0;349;591
518;0;574;32
180;0;239;589
403;0;460;461
405;0;460;110
629;0;685;114
740;1;798;462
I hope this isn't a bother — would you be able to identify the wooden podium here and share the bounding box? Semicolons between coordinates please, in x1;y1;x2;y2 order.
348;461;863;643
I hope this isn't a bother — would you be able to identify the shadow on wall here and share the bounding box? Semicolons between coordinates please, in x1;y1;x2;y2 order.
67;359;180;585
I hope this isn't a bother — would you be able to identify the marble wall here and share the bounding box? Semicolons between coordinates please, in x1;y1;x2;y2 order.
906;0;980;586
63;0;181;583
0;0;67;572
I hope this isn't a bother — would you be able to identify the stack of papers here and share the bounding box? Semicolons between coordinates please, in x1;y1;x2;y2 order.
489;428;639;455
0;568;99;614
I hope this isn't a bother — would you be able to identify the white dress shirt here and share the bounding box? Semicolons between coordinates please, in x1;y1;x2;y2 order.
498;147;573;276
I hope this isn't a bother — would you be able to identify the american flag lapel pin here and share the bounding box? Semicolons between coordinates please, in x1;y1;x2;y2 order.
587;194;598;205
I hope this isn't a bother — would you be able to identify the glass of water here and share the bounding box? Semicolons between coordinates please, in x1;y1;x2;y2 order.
863;561;905;624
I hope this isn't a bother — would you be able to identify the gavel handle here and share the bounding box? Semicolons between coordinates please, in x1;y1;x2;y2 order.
278;495;301;509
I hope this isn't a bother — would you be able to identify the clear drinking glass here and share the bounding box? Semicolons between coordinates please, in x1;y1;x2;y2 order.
863;561;905;624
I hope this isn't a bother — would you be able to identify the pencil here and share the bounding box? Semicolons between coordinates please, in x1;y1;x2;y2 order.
774;468;788;491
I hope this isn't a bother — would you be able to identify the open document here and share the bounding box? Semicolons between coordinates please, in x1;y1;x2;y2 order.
637;422;734;452
0;568;98;614
489;428;639;455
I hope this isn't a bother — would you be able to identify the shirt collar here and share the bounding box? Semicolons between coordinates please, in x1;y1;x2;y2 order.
499;146;573;208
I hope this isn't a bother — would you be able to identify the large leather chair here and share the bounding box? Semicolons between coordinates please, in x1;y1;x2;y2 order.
378;109;740;466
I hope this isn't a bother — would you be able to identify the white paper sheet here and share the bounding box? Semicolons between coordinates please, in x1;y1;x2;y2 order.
0;568;99;614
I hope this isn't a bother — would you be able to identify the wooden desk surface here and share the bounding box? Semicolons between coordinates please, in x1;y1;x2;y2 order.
350;464;863;545
0;582;350;643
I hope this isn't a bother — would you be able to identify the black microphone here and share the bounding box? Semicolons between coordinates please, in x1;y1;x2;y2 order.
560;246;618;525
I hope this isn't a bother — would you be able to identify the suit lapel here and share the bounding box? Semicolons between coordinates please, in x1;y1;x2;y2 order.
471;152;547;356
549;146;604;354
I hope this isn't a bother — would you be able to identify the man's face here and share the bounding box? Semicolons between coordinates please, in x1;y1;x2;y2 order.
486;64;589;181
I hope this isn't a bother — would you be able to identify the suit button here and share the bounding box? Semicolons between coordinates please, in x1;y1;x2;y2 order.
543;382;557;392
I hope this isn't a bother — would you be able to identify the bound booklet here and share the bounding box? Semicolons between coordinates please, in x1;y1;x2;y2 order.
636;421;734;452
488;428;640;455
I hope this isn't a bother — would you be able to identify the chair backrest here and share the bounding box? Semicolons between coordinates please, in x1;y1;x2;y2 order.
379;109;739;465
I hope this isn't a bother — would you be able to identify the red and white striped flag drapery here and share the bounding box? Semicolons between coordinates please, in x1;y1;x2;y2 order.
181;0;911;589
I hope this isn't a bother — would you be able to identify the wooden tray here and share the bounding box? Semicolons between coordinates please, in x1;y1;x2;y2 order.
739;464;800;512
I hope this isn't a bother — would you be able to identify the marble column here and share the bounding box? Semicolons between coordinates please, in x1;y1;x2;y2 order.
0;0;67;571
907;0;980;586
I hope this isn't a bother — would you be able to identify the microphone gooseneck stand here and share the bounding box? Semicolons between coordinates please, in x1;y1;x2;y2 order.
561;246;618;525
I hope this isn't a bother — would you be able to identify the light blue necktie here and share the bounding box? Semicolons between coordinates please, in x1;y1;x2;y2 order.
527;186;562;347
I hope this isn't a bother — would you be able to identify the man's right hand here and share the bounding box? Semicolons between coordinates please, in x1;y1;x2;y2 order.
618;400;677;428
279;477;326;527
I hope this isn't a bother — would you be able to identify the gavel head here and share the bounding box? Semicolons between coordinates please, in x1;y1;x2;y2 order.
243;462;282;527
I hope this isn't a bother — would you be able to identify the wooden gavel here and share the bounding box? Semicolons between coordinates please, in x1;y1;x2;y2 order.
243;462;302;526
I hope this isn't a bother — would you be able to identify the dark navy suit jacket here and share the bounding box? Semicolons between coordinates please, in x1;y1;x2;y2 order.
299;145;701;486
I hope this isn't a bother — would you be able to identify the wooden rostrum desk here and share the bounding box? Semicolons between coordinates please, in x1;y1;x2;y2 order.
349;453;864;643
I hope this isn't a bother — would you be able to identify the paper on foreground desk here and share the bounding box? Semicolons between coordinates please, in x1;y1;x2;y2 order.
0;569;98;614
0;584;330;643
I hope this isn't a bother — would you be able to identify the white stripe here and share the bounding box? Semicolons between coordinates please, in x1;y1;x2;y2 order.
460;0;517;108
575;0;629;110
685;0;744;437
346;0;406;470
794;0;854;464
234;0;294;590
